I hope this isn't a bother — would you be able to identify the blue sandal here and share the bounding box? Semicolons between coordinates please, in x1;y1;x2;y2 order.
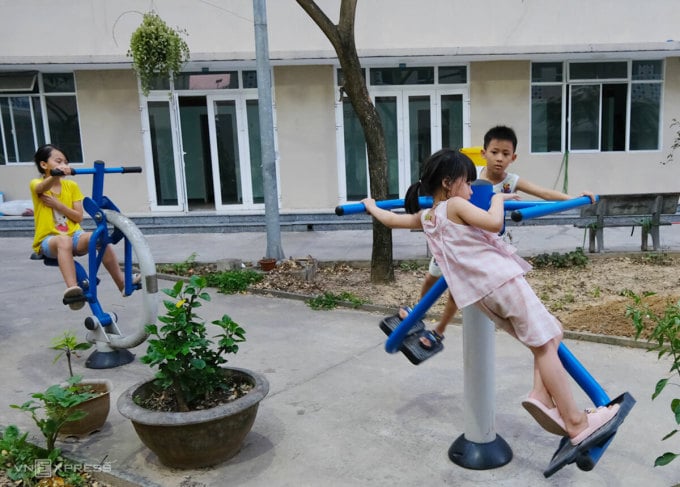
419;330;444;351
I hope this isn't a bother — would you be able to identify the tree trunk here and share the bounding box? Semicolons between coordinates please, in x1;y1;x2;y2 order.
296;0;394;283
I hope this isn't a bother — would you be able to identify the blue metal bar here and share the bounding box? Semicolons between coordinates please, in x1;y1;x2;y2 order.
557;342;611;467
510;196;598;222
335;196;434;216
558;343;610;406
69;166;142;175
504;200;554;210
336;196;555;216
385;276;448;353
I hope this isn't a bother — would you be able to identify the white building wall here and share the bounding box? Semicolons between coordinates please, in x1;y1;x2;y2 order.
1;1;679;65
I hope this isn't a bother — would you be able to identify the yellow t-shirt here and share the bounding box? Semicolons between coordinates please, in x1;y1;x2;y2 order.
30;178;85;253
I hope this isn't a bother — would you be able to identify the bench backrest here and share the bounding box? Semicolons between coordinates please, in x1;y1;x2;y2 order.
580;193;680;217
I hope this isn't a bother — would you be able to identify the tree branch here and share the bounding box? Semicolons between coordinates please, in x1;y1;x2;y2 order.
295;0;342;49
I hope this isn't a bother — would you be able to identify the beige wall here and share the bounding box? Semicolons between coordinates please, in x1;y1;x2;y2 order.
470;61;530;146
274;65;338;211
76;70;149;213
1;166;36;202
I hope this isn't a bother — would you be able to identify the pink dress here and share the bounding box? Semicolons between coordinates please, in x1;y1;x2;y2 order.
422;201;562;347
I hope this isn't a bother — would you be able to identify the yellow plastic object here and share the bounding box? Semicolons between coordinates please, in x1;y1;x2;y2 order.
460;146;485;166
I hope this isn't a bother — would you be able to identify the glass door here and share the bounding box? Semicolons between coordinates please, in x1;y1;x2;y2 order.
179;96;214;210
373;90;434;198
207;95;264;210
145;97;186;211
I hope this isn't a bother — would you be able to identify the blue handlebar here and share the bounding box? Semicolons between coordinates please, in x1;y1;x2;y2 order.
50;166;142;177
335;196;434;216
510;195;598;222
335;197;557;216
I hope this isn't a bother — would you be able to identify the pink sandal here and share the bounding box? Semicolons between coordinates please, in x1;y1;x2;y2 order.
570;404;620;446
521;397;567;436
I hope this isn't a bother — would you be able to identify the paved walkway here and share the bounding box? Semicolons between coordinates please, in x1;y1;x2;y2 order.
1;223;679;486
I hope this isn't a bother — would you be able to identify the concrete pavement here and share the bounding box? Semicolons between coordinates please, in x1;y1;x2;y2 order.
1;223;680;486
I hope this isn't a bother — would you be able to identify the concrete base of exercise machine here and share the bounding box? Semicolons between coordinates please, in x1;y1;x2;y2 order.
86;349;135;369
448;433;513;470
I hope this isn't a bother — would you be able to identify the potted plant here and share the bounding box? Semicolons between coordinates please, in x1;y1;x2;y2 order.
128;11;190;96
7;379;115;485
258;257;277;272
117;275;269;469
11;376;100;453
50;331;112;437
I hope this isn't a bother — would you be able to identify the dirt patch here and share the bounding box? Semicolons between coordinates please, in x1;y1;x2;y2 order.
248;253;680;340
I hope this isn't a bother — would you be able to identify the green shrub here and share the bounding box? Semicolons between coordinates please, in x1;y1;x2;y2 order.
10;376;98;452
307;291;368;310
142;276;246;411
0;424;93;486
625;292;680;467
531;248;589;269
157;252;198;275
204;269;264;294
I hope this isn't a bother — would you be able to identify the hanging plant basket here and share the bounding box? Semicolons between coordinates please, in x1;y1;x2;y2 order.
128;12;190;96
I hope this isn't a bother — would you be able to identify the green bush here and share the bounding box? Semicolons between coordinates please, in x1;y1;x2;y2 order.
204;269;264;294
531;248;589;269
142;276;246;411
307;291;368;310
625;292;680;467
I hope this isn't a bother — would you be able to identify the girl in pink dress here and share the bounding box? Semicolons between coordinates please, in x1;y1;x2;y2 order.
362;148;618;446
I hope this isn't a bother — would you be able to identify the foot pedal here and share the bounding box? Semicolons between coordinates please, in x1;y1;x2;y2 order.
380;315;443;365
380;314;424;337
543;392;636;478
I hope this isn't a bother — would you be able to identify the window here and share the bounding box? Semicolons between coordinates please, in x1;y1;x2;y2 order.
338;65;468;200
0;72;82;164
531;61;663;153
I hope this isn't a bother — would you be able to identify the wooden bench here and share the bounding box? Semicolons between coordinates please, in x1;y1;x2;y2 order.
575;193;680;252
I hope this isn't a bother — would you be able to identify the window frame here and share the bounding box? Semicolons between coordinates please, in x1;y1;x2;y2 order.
530;60;664;154
0;72;82;165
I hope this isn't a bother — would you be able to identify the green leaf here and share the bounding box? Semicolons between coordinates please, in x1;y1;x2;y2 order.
661;429;677;441
672;398;680;424
654;452;678;466
652;378;669;400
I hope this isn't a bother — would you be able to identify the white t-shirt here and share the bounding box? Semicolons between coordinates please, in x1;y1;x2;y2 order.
476;166;519;193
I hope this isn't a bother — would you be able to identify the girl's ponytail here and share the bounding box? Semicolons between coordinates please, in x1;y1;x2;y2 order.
404;181;422;214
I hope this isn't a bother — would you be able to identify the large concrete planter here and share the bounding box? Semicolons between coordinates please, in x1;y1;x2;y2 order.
59;379;112;437
117;367;269;469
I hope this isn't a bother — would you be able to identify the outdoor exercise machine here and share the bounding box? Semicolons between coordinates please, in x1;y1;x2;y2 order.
335;184;635;476
32;161;158;369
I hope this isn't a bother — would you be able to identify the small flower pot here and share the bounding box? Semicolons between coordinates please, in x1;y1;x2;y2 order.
59;379;112;438
258;258;277;272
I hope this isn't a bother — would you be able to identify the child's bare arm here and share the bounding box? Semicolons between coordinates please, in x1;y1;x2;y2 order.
516;179;596;203
34;174;61;195
33;164;73;195
361;198;423;230
450;193;517;233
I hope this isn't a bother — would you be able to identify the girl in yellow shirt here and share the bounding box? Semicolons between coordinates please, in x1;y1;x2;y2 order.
30;144;136;310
